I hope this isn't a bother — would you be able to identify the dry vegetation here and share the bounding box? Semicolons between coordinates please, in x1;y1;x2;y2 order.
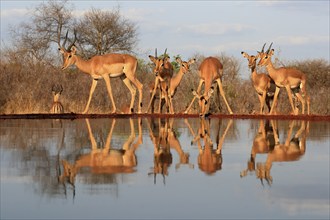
0;51;329;115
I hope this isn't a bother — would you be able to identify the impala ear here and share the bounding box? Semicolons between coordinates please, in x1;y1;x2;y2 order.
58;48;65;54
269;49;274;56
241;51;249;58
176;57;182;64
188;58;196;65
164;56;170;63
71;46;77;54
149;55;156;63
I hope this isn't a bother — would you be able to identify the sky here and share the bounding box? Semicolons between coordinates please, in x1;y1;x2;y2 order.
1;0;329;70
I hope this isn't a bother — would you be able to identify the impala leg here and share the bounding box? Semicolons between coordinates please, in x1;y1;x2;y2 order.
122;77;136;114
146;78;160;113
83;79;98;114
103;75;117;113
85;118;97;150
257;94;264;114
269;87;280;115
168;94;174;114
295;92;306;115
216;79;233;114
260;92;267;114
184;80;204;114
285;85;297;115
126;75;143;114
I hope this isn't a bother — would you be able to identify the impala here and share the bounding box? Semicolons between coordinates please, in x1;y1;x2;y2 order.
185;118;233;174
258;43;310;115
58;31;143;114
146;49;173;113
184;57;233;116
149;57;196;114
50;84;64;114
241;50;276;114
59;118;142;186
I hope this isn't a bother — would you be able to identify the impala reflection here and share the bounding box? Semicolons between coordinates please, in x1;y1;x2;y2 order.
241;120;308;185
185;118;233;175
58;118;142;188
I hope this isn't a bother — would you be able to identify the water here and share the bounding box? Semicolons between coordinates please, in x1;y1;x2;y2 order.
0;117;329;219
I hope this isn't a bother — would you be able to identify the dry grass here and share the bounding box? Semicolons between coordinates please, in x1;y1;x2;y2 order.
0;52;329;115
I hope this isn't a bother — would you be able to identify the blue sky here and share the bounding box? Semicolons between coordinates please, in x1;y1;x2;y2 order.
1;0;329;64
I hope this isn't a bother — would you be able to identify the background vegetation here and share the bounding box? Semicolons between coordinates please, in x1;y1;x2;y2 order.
1;1;329;115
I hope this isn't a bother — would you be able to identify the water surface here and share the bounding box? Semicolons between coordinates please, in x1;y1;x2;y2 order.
1;118;329;219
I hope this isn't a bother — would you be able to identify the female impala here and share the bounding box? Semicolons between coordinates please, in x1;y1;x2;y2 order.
58;31;143;114
184;57;233;117
149;57;196;114
258;43;310;115
241;50;276;114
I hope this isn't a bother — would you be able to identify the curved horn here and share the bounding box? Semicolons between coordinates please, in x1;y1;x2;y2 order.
261;43;266;53
67;29;77;51
163;48;167;59
61;30;69;48
266;42;273;54
155;48;158;58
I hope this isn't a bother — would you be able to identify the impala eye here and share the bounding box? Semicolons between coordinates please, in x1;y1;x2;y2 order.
69;55;72;58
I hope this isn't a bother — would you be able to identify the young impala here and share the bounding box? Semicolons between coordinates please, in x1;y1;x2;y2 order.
241;49;276;114
58;30;143;114
184;57;233;117
258;43;310;115
50;84;64;114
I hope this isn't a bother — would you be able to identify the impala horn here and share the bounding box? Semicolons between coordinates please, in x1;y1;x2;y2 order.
67;29;77;51
155;48;158;58
61;30;69;49
163;48;167;60
266;42;273;54
258;43;266;54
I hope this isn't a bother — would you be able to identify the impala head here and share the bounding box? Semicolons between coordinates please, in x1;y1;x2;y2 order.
148;48;170;77
192;87;214;117
52;84;63;102
176;57;196;74
258;42;274;67
241;51;259;69
58;30;77;70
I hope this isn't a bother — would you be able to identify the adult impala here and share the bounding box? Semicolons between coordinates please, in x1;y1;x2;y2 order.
146;49;174;113
149;57;196;114
241;50;276;114
58;31;143;114
258;43;310;115
184;57;233;116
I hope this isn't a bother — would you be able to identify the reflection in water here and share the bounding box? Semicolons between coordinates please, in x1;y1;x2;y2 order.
241;119;309;186
0;118;328;219
58;118;142;190
146;118;193;184
185;118;233;175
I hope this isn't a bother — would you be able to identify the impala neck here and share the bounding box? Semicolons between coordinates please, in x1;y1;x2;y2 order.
169;68;185;94
73;55;93;74
251;65;258;81
265;59;277;78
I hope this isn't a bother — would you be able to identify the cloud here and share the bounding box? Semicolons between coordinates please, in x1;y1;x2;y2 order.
177;23;255;36
276;35;329;45
0;8;29;18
